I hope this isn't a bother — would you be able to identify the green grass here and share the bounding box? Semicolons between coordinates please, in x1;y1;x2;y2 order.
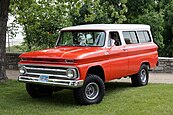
0;80;173;115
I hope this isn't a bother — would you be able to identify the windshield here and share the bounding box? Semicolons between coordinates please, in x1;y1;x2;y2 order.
57;30;106;47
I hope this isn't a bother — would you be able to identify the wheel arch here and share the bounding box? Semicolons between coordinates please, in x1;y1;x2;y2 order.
141;61;150;70
86;65;105;82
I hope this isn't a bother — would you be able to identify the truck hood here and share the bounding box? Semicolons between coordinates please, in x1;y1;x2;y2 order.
19;46;105;60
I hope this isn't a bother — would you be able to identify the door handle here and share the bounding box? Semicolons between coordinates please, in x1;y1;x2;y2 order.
104;52;110;55
123;48;127;52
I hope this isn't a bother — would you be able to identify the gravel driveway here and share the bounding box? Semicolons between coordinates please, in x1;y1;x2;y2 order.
114;73;173;84
6;70;173;84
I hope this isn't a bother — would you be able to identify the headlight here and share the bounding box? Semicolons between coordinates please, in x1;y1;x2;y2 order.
66;69;77;79
19;66;26;74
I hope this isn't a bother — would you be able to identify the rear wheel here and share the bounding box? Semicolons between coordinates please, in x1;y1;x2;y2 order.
73;74;105;105
26;83;53;98
131;64;149;87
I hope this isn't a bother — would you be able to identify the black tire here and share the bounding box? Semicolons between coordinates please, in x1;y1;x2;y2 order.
26;83;53;98
73;74;105;105
131;64;149;87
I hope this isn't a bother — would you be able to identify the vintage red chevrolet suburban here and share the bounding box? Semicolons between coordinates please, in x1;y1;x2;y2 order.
18;24;158;105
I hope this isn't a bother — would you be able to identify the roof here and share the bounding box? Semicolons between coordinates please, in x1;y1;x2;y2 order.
61;24;150;31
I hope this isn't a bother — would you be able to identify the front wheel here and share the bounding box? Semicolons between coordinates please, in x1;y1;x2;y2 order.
73;74;105;105
131;64;149;87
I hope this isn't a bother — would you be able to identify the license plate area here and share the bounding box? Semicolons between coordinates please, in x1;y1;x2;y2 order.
39;75;49;82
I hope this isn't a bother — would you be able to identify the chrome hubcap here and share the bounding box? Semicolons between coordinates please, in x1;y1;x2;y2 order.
140;69;147;83
85;82;99;100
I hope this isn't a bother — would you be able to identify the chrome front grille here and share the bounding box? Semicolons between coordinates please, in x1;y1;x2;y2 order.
23;65;68;78
18;64;82;87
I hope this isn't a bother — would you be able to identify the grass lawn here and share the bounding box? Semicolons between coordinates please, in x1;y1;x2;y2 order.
0;80;173;115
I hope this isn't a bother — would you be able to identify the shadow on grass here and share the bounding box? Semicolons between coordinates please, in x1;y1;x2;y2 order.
105;82;133;95
18;90;76;106
14;82;134;106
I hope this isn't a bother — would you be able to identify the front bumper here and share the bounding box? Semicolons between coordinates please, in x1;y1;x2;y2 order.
18;75;84;88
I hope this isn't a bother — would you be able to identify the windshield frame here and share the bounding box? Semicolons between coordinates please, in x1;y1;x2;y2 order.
56;30;106;47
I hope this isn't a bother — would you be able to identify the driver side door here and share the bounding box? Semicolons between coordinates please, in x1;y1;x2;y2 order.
108;31;128;80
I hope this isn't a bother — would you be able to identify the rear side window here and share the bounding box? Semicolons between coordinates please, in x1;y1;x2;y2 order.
122;31;138;44
137;31;151;43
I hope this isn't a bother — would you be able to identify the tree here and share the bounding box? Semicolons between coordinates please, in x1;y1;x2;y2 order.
126;0;165;56
10;0;71;50
126;0;155;22
154;0;172;13
130;12;164;49
162;1;173;57
8;0;173;57
71;0;128;25
0;0;10;81
10;0;128;51
6;19;19;52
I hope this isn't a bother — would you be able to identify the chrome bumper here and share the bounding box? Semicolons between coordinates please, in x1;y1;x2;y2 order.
18;75;84;88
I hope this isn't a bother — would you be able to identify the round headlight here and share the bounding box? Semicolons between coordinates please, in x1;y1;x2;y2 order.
66;69;77;79
19;67;25;74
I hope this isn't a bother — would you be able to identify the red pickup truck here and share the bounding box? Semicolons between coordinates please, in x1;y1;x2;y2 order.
18;24;158;105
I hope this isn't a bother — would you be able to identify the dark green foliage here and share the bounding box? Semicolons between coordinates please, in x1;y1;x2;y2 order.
9;0;173;57
71;0;128;25
162;1;173;57
10;0;70;50
130;12;164;49
10;0;128;51
126;0;173;57
126;0;155;20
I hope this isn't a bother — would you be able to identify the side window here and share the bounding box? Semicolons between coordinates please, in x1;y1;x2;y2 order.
109;32;121;46
137;31;151;43
122;31;138;44
130;32;138;43
94;32;105;46
137;31;146;43
143;31;151;42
